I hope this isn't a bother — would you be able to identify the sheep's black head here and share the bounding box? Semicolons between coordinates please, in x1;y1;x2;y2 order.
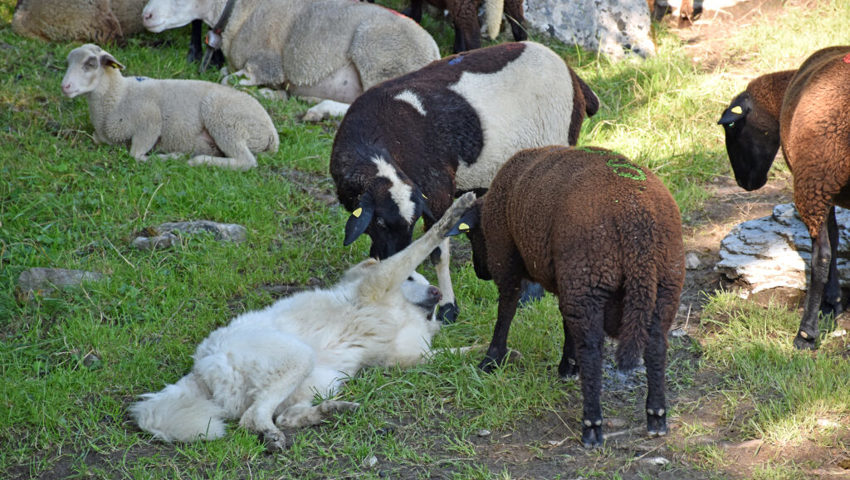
343;178;433;260
718;92;781;191
447;200;490;280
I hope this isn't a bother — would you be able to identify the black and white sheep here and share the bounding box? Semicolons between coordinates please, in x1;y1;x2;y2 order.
406;0;527;53
61;44;279;170
718;45;850;349
330;41;599;323
448;145;685;447
141;0;440;121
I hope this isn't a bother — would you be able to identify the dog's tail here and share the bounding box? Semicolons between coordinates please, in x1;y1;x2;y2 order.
130;373;227;442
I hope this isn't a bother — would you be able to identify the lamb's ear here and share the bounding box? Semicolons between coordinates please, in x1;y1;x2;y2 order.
99;52;125;70
343;192;375;246
446;204;480;237
718;94;751;125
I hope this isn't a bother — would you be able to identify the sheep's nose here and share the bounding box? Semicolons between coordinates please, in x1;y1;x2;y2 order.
142;11;153;21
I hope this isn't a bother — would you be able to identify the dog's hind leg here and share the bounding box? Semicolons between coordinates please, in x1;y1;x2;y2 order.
276;400;360;428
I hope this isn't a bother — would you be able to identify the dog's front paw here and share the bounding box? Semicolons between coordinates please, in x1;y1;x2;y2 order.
261;429;288;452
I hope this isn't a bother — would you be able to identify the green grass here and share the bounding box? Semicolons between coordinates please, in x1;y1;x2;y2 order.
3;0;850;478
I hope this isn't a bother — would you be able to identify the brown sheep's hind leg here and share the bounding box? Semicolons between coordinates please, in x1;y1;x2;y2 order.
795;209;840;350
820;208;843;318
644;303;670;437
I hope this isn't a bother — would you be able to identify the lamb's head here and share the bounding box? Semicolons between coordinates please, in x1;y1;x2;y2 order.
142;0;208;32
61;44;124;98
343;156;432;260
718;90;782;191
447;198;491;281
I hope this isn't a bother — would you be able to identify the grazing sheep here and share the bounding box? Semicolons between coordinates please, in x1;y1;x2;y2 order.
12;0;146;44
61;44;278;170
718;45;850;349
406;0;527;53
331;41;599;323
130;193;476;450
450;146;685;447
141;0;440;121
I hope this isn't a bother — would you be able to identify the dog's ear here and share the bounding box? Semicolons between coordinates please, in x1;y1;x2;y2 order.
344;192;375;246
446;203;480;236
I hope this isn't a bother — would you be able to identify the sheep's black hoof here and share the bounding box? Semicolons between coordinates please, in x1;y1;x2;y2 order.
581;421;603;448
793;331;818;350
187;45;203;64
518;281;545;307
558;357;579;379
437;303;459;324
646;408;668;437
478;354;503;373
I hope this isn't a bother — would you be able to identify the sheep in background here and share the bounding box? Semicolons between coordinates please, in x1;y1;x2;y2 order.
718;45;850;350
406;0;527;53
12;0;147;44
449;146;685;447
331;41;599;323
61;44;278;170
141;0;441;122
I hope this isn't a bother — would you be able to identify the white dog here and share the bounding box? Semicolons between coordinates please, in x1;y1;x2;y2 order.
130;193;476;449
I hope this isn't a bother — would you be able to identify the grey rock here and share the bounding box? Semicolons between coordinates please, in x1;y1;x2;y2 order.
716;203;850;299
17;267;105;299
132;220;247;250
524;0;655;59
685;252;702;270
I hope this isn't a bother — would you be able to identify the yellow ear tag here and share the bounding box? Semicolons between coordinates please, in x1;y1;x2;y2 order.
458;222;469;232
731;106;743;115
422;193;428;199
353;208;362;218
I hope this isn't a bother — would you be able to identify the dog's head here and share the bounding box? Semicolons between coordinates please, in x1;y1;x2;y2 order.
401;271;441;319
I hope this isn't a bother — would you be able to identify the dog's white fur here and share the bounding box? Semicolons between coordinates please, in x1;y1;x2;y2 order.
130;193;476;449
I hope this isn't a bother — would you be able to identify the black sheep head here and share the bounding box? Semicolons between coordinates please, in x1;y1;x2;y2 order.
718;91;781;191
343;178;433;260
447;199;491;280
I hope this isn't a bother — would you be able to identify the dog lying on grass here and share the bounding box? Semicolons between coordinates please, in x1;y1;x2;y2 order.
130;193;476;450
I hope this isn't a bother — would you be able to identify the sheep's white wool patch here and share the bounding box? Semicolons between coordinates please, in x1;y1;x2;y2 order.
394;90;427;116
372;156;416;223
448;43;575;190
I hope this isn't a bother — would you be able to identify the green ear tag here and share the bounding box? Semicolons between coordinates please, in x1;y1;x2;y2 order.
731;105;743;115
458;222;469;232
353;208;362;218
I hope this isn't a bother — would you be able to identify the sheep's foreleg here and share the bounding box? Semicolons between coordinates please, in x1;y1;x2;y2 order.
129;132;160;162
303;100;350;123
434;238;458;324
795;211;836;350
479;282;521;372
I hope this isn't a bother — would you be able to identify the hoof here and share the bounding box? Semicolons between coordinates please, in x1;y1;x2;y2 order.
581;422;603;448
558;357;579;379
518;281;544;307
437;303;459;324
477;355;501;373
646;408;668;437
793;332;818;350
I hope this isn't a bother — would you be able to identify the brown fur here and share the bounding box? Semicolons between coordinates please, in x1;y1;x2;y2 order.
466;145;684;447
408;0;526;53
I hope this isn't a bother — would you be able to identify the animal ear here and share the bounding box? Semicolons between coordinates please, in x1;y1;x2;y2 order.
99;52;125;70
718;94;751;125
417;190;435;222
343;192;375;246
446;203;480;237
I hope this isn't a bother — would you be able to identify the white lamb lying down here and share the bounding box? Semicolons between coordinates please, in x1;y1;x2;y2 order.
61;44;278;170
130;193;477;450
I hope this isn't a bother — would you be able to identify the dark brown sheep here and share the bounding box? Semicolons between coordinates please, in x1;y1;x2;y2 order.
451;145;685;447
718;45;850;350
406;0;526;53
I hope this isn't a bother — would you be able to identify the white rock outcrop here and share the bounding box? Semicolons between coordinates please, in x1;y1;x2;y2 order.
716;203;850;297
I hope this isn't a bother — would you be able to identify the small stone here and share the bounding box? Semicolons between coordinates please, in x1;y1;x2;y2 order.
476;429;491;437
830;329;847;338
17;268;105;301
817;419;840;428
641;456;670;466
82;353;101;369
685;252;702;270
669;328;688;338
362;455;378;468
